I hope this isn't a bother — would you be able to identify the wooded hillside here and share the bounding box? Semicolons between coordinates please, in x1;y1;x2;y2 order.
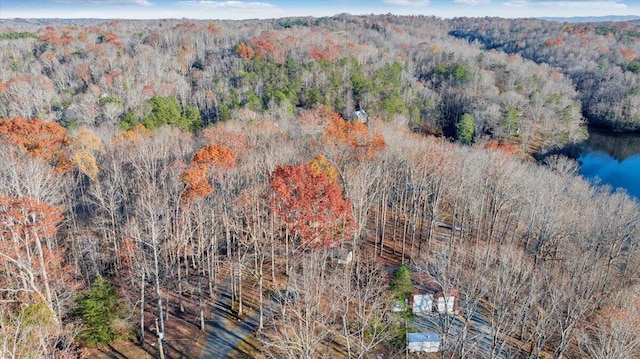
449;17;640;131
1;15;639;359
1;15;593;153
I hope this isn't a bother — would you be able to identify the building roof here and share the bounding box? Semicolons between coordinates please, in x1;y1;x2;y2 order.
408;332;440;343
350;110;368;123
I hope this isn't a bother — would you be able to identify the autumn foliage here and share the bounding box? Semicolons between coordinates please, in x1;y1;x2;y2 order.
249;35;276;60
308;154;340;183
269;163;355;249
70;125;104;180
99;31;123;48
483;140;523;157
0;117;72;171
0;195;64;308
309;43;341;62
114;123;152;144
236;43;255;60
620;48;636;62
299;104;339;128
0;195;62;242
181;143;237;200
322;114;386;161
181;163;213;200
201;126;249;158
192;144;236;170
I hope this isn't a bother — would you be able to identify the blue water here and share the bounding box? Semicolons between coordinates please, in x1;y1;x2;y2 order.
577;129;640;201
578;152;640;200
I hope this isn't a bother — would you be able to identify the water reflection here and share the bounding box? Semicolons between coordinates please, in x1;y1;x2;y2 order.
577;128;640;200
585;129;640;161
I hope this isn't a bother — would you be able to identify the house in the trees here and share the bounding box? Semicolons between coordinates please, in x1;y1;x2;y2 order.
435;291;457;314
410;292;458;315
411;294;433;315
388;269;460;315
349;110;368;123
410;271;460;315
407;332;440;353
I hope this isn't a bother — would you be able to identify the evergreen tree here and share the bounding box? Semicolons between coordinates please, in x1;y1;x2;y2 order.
456;113;475;145
503;107;519;137
390;264;414;301
75;276;120;347
120;96;202;132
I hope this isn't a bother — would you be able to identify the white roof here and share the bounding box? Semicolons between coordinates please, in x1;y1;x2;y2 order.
408;332;439;343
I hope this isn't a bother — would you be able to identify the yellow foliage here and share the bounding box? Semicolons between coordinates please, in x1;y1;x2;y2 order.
71;125;103;154
72;150;99;180
308;154;339;183
70;125;103;179
114;124;151;144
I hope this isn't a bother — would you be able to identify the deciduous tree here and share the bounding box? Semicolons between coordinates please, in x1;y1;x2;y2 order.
269;162;355;249
0;195;66;322
181;143;236;200
0;116;72;172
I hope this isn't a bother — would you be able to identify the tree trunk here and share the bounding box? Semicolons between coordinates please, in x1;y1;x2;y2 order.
156;318;165;359
199;271;206;331
177;253;184;313
152;235;166;357
237;261;243;317
139;271;145;344
33;232;57;325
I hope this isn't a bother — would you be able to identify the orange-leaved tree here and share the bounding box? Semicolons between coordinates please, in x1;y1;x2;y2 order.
201;124;250;156
269;162;356;249
321;112;386;163
483;140;524;158
236;43;255;60
0;116;72;172
181;143;236;201
113;123;151;145
318;111;386;251
0;195;67;322
299;104;339;130
191;143;236;169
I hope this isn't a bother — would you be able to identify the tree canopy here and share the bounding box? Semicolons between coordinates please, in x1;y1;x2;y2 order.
269;162;356;249
120;96;201;132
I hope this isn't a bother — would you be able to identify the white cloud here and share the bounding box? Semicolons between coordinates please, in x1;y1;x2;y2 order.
173;0;284;19
504;0;627;10
178;0;275;10
55;0;153;5
117;0;153;5
454;0;491;4
382;0;430;6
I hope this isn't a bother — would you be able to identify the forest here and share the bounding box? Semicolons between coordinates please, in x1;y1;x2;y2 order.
0;14;639;359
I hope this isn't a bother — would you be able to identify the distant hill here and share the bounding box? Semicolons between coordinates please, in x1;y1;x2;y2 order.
0;18;107;30
540;15;640;23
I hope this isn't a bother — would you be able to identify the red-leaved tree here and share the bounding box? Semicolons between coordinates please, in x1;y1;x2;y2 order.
269;163;355;249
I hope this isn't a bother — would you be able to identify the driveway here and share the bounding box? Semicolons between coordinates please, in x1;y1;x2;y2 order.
201;278;274;358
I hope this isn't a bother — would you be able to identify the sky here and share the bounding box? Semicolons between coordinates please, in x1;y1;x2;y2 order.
1;0;639;20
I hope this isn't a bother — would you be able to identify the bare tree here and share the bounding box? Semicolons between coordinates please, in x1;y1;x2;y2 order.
260;251;337;359
336;252;394;358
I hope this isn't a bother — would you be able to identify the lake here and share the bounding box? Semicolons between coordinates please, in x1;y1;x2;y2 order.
577;128;640;201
